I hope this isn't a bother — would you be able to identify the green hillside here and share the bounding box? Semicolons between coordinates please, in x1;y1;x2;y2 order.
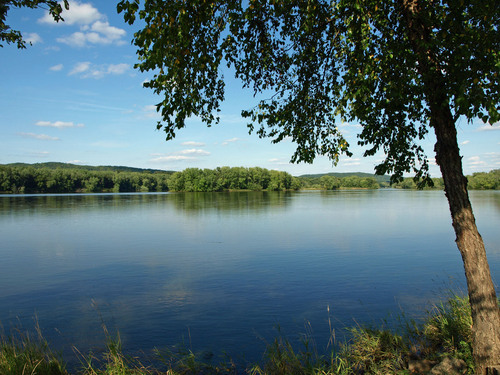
4;162;174;174
299;172;391;184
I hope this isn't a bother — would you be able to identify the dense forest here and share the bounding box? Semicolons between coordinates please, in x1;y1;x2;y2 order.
391;169;500;190
0;164;300;193
0;164;498;193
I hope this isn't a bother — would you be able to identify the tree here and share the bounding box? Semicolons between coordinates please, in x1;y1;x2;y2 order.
1;0;69;48
117;0;500;371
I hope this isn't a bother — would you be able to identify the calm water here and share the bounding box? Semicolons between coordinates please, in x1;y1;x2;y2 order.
0;190;499;368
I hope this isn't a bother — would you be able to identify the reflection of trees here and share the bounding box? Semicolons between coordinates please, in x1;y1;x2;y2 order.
469;191;500;212
168;191;292;213
0;191;293;218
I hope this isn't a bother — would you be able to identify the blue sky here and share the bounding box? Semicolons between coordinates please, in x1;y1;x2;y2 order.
1;1;499;176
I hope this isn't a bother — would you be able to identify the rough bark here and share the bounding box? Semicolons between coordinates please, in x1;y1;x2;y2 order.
400;1;500;373
432;99;500;375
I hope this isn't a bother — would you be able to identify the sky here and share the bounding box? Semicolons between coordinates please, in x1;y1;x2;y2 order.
1;1;499;177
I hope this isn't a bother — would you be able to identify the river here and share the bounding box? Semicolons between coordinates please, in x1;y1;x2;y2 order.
0;189;499;368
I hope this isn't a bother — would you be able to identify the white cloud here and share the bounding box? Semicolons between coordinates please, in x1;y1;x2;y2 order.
268;158;290;166
90;21;126;44
179;149;210;156
29;151;50;157
467;156;486;166
19;132;60;141
36;121;84;128
57;31;87;47
143;104;160;118
460;140;470;146
91;141;128;148
150;155;195;162
222;137;241;145
25;32;42;44
69;61;91;75
67;160;85;164
68;62;130;79
106;63;129;75
39;1;101;25
42;2;126;47
477;122;500;131
58;22;126;47
182;141;206;147
150;148;211;163
342;158;362;166
50;64;64;71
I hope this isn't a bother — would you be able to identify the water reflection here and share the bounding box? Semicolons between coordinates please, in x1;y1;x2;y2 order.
0;190;498;369
0;191;294;218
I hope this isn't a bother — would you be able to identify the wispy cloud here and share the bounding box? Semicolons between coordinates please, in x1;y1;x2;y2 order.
36;121;84;128
69;62;130;79
25;33;42;45
143;104;160;118
40;1;126;47
28;151;50;158
19;132;60;141
150;155;195;162
477;122;500;131
268;158;290;166
222;137;241;145
39;1;101;25
460;140;470;146
467;156;486;167
182;141;206;147
150;148;211;163
179;149;210;156
91;141;128;148
69;61;91;75
49;64;64;71
342;158;362;166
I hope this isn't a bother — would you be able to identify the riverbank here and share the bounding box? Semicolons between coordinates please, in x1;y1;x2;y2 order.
0;295;480;375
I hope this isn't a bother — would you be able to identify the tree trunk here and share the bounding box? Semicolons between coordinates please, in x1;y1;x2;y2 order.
400;1;500;373
432;103;500;375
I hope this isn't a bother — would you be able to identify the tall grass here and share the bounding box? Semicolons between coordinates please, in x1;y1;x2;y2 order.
0;322;67;375
0;294;482;375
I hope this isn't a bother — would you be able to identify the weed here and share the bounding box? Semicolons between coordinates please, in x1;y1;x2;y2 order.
0;293;483;375
0;322;67;375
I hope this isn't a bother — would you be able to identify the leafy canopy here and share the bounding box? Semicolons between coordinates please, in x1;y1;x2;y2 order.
118;0;500;183
1;0;69;48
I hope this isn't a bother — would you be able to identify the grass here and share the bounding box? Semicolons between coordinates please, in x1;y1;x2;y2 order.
0;295;480;375
0;321;66;375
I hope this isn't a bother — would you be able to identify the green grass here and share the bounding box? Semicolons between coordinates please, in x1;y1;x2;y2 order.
0;322;67;375
0;295;481;375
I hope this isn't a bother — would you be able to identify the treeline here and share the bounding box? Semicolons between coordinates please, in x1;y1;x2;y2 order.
0;165;301;193
0;165;170;194
300;174;381;189
2;163;497;194
391;169;500;190
163;167;300;191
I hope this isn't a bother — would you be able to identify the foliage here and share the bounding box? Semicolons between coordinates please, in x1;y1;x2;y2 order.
392;170;500;190
421;296;474;371
467;169;500;190
79;331;153;375
0;164;302;193
0;324;67;375
117;0;499;186
337;327;409;375
0;164;170;194
3;164;498;193
391;177;445;190
0;0;69;48
0;295;484;374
